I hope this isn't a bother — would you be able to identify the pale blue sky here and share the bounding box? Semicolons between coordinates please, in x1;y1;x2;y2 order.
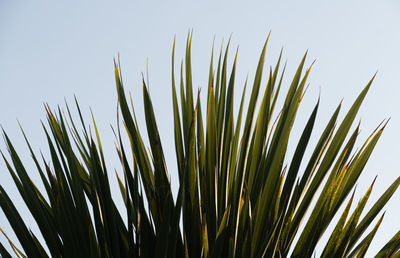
1;1;400;256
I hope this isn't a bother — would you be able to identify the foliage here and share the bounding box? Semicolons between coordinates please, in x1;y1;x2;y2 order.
1;33;400;257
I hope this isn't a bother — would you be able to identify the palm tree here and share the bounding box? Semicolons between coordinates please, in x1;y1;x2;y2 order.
1;33;400;257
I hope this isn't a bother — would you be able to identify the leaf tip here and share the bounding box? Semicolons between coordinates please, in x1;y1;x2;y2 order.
380;117;390;132
371;175;378;188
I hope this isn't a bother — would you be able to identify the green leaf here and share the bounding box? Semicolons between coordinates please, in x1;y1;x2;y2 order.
376;230;400;257
350;173;400;252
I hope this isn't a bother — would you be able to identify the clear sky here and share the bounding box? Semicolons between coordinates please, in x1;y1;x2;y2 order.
1;0;400;256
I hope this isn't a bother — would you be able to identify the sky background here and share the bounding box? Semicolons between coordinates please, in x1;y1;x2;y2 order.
1;1;400;256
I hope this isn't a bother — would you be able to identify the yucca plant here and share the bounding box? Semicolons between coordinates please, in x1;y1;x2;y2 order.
1;33;400;257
